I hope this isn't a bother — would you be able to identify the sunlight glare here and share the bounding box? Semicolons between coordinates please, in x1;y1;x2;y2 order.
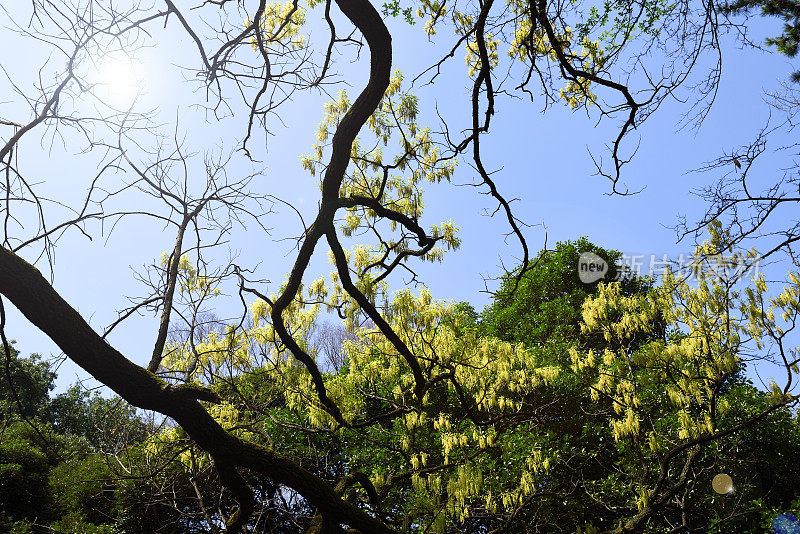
94;52;142;108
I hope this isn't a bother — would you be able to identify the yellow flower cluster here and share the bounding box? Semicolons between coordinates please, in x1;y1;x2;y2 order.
573;223;799;449
247;2;306;52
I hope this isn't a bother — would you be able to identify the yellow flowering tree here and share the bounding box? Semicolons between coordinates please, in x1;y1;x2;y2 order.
0;0;758;532
571;224;800;532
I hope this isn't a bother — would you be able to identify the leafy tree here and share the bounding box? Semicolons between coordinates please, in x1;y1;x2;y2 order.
0;0;792;533
45;385;150;449
0;346;150;532
566;225;800;532
0;348;55;422
469;239;662;531
480;238;654;348
142;229;800;533
690;382;800;532
48;450;117;532
0;421;57;527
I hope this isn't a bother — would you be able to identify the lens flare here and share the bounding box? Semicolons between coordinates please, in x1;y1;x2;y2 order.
711;473;733;494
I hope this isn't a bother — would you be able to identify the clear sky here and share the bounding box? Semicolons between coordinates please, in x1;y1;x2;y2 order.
0;2;795;392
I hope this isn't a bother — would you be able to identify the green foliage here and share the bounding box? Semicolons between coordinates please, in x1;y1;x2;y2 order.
0;422;57;525
382;0;416;24
50;513;114;534
0;348;55;421
111;449;210;534
576;0;675;45
0;346;152;533
692;384;800;532
45;385;149;449
50;454;116;526
140;233;800;532
474;238;657;531
440;301;478;337
724;0;800;80
479;237;653;348
6;237;800;533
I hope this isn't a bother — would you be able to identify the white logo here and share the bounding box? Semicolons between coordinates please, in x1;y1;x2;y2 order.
578;252;608;284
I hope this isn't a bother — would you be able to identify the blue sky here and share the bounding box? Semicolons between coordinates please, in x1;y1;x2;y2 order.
0;3;795;392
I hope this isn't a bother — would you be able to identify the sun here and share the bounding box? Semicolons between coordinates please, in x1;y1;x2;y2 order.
93;52;142;108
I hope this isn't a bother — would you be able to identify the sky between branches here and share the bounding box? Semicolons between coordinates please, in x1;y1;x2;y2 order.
0;2;794;392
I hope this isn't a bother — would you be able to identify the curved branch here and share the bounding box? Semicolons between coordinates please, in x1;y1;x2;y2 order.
326;229;427;394
0;245;396;534
268;0;392;420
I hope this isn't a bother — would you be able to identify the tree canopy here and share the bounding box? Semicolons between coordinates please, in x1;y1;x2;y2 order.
1;0;800;533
